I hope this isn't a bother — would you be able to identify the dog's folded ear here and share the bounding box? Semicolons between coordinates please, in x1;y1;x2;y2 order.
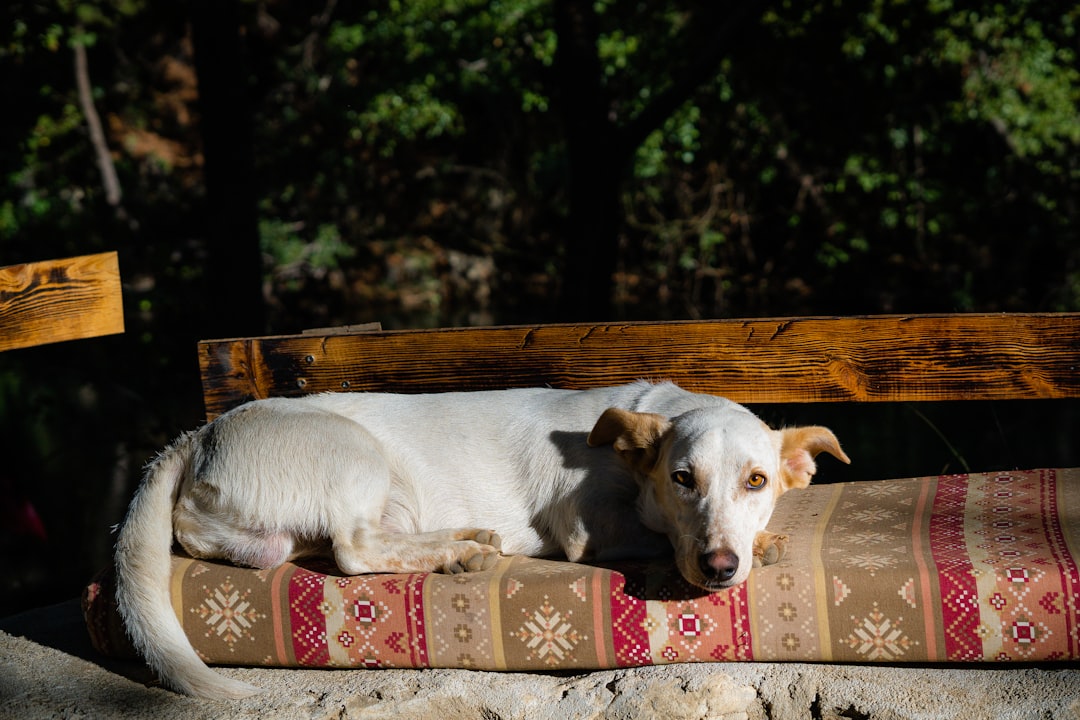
779;426;851;491
587;408;670;473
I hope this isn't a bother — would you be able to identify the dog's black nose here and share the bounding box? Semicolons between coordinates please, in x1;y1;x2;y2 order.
700;550;739;583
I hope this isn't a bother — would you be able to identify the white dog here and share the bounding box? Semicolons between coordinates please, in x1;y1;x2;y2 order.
114;381;848;698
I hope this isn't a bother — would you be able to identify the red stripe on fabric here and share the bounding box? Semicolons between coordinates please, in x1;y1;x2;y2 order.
1038;469;1080;658
730;584;753;660
930;475;983;660
609;569;652;667
289;566;330;666
405;573;430;667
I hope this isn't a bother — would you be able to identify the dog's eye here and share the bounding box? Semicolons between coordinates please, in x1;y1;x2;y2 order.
671;470;694;489
746;473;768;490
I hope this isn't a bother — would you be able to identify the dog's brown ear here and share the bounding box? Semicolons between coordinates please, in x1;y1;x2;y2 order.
779;426;851;491
587;408;670;473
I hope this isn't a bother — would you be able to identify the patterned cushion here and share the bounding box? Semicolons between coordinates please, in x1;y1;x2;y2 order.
83;468;1080;669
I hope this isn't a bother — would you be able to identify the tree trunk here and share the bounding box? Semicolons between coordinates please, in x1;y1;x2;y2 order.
552;0;624;322
550;0;760;322
191;0;266;338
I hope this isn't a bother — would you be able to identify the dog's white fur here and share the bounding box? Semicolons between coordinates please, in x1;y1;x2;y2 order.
114;381;848;698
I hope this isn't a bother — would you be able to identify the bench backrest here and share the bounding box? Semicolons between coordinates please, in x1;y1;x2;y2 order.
0;251;124;353
197;313;1080;419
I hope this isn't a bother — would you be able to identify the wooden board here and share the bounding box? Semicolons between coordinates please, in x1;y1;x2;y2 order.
198;314;1080;417
0;252;124;352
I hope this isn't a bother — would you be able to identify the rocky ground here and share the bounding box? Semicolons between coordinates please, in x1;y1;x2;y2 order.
2;600;1078;720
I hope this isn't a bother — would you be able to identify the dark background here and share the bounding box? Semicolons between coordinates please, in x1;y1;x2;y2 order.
2;0;1078;617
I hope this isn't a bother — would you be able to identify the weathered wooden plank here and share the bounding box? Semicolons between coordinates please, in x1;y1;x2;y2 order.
198;314;1080;418
0;251;124;352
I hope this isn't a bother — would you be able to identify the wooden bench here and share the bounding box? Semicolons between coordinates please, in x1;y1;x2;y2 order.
197;314;1080;413
0;252;124;353
85;313;1080;674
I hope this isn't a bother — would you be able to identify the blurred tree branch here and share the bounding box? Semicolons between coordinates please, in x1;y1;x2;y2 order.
73;24;124;214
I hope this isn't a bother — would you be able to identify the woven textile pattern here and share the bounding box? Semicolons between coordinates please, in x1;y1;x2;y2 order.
84;469;1080;668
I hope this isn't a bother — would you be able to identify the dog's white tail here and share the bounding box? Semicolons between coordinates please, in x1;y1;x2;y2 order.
114;433;260;699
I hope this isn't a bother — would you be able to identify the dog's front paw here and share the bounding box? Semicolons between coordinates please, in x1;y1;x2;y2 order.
442;529;503;574
443;545;500;574
752;531;789;568
471;529;502;553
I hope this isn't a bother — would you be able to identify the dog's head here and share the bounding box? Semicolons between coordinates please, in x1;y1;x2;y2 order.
587;404;849;590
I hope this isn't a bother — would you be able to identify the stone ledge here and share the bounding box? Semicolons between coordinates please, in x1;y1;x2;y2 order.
2;601;1078;720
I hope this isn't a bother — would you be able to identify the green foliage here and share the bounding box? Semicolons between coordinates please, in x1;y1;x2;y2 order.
3;0;1078;323
620;0;1080;315
260;218;355;291
355;82;464;157
635;103;703;180
935;3;1080;157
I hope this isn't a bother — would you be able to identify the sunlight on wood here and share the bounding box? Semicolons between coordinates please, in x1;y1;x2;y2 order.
0;251;125;352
